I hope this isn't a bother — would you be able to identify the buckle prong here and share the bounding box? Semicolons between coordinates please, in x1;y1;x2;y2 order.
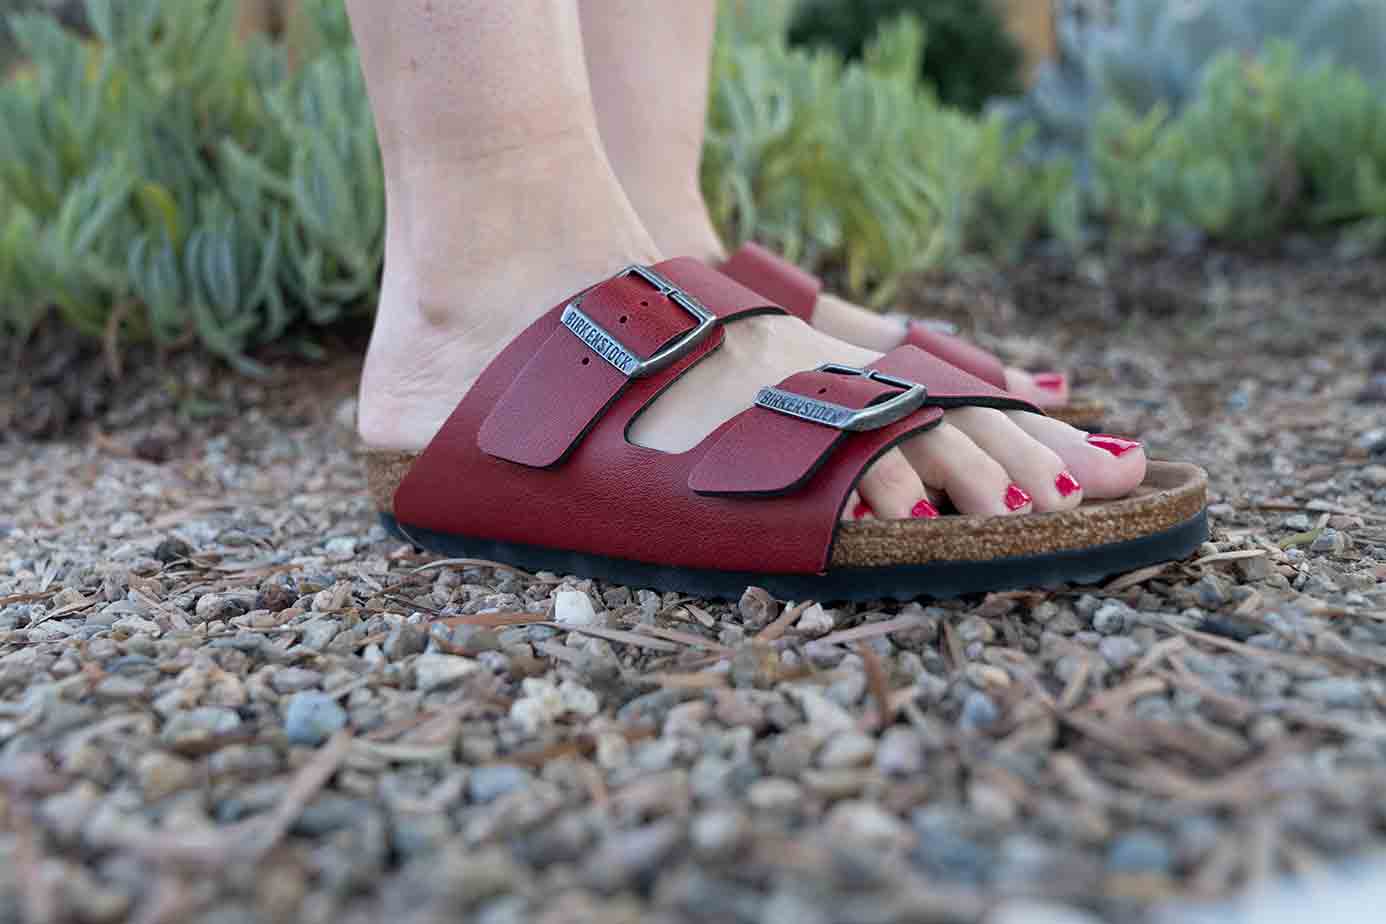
560;265;717;379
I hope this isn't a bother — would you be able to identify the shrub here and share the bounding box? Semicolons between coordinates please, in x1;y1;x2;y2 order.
0;0;379;370
1003;0;1386;172
1091;42;1386;248
787;0;1023;112
1;0;1075;362
706;11;1074;303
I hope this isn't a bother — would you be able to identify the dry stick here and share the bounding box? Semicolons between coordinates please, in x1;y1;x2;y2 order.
633;623;730;653
412;557;540;578
754;601;806;643
1189;548;1267;567
814;613;930;647
941;619;965;674
0;591;58;607
563;624;683;653
1057;657;1092;711
641;671;728;690
1076;675;1168;716
857;641;894;730
119;731;350;866
1129;636;1188;677
1103;561;1173;592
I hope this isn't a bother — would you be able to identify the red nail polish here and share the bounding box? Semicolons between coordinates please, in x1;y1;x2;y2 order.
911;499;940;519
1055;470;1081;497
1033;372;1067;392
1086;434;1142;457
1004;484;1032;511
852;501;873;520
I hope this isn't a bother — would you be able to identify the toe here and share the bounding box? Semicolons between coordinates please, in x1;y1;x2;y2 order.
1008;414;1147;499
1004;368;1069;409
899;422;1030;516
842;489;875;523
943;407;1082;512
854;447;934;520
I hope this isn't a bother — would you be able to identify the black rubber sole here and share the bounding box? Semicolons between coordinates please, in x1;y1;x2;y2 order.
380;508;1208;602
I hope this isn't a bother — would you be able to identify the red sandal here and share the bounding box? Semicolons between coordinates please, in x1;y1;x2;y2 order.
720;242;1105;427
364;259;1205;601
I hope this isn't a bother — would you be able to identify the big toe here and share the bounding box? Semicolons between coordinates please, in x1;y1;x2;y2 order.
1009;414;1147;499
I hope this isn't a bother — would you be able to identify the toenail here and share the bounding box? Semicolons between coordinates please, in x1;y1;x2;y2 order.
1086;434;1142;457
1033;372;1067;391
852;501;873;520
1055;470;1081;497
1004;484;1032;511
911;499;940;519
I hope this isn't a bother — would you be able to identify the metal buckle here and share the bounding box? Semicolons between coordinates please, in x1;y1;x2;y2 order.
754;363;928;432
560;264;717;379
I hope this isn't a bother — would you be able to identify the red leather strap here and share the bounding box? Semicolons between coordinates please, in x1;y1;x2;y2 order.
719;244;1012;391
478;259;778;468
391;265;1042;576
688;367;938;496
905;322;1008;391
690;346;1039;496
720;242;822;323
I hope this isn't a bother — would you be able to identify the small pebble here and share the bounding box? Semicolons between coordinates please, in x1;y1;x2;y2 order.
1107;829;1174;875
553;590;601;626
414;653;480;692
747;779;803;813
468;765;533;803
284;691;348;746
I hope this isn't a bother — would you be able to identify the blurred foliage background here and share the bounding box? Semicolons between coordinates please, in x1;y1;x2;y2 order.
2;0;1386;368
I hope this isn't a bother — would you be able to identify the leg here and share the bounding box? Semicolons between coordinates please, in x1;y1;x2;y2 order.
349;0;1143;525
350;0;660;451
579;0;1071;401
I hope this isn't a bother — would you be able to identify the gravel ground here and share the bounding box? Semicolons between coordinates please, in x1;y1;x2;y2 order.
3;249;1386;924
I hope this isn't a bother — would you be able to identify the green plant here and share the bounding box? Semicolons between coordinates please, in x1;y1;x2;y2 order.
1004;0;1386;170
706;12;1073;303
1090;41;1386;247
787;0;1023;112
1;0;1073;364
0;0;379;369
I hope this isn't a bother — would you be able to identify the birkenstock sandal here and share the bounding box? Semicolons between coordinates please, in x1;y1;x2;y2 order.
364;259;1206;602
719;242;1107;428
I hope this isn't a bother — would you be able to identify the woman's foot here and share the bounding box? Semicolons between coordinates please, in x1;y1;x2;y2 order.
625;194;1073;410
358;140;1144;526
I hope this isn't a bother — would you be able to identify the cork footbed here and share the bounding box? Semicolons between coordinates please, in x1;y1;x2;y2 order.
364;450;1206;570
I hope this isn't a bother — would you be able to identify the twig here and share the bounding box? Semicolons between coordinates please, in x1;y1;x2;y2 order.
857;641;894;730
814;613;931;647
562;624;682;652
633;623;730;652
754;601;805;643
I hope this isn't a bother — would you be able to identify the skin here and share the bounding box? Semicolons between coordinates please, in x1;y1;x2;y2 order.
347;0;1145;524
579;0;1071;408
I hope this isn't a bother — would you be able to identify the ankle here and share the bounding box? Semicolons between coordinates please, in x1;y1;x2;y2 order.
359;132;662;451
620;178;726;264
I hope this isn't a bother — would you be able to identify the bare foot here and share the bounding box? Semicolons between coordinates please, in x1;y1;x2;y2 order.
358;136;1142;525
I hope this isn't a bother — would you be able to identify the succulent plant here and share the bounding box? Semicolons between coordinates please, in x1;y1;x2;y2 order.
1003;0;1386;170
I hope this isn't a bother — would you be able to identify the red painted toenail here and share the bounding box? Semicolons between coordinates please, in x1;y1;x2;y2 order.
1004;484;1032;511
911;500;940;519
1055;470;1081;497
1033;372;1067;391
1086;434;1142;457
852;501;873;520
